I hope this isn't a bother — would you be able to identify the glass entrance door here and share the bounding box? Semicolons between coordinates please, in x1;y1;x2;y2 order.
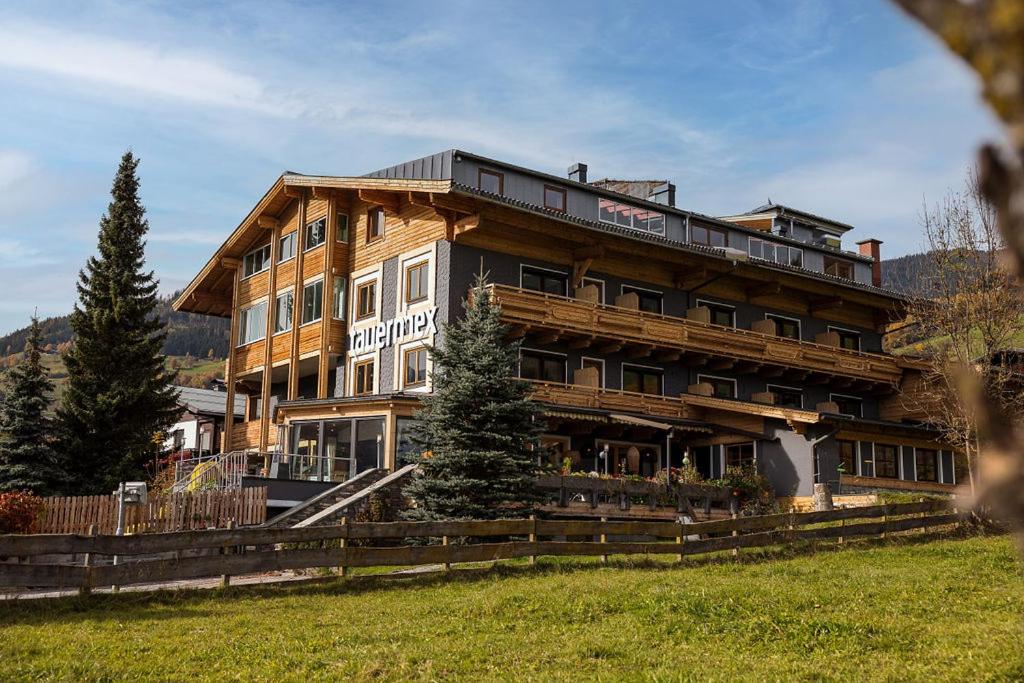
290;417;386;482
322;420;353;482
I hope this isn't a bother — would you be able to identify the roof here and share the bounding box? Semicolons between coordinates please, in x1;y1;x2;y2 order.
743;202;856;234
175;386;245;418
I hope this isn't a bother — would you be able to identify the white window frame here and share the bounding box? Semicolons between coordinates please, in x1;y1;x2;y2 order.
621;362;664;395
828;325;863;351
332;276;347;321
278;232;297;263
303;216;327;252
273;289;293;335
580;356;606;388
300;276;324;326
241;243;271;280
695;298;736;327
766;383;803;409
766;313;802;339
237;299;268;346
829;392;863;418
620;284;664;314
697;374;738;399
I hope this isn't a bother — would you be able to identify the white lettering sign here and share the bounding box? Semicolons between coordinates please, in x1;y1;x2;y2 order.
348;306;438;355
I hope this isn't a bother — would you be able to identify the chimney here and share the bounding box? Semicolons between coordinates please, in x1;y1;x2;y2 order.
648;182;676;208
568;162;588;184
856;238;883;287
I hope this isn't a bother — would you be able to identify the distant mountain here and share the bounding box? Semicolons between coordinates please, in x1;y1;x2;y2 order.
0;293;230;360
881;252;930;296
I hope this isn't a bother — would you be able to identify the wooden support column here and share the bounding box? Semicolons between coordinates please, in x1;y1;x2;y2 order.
222;258;242;452
384;411;398;470
317;192;337;399
288;192;308;400
258;221;281;453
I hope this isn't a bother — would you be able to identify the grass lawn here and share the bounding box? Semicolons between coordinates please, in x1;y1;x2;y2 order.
1;534;1022;681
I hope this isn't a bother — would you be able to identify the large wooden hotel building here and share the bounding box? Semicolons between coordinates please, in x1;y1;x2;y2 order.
174;150;958;498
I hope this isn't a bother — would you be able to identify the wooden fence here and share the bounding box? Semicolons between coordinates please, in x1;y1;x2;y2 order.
0;500;959;593
37;488;267;534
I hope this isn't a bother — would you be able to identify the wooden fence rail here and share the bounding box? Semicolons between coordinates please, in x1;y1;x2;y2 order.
36;488;267;535
1;500;958;592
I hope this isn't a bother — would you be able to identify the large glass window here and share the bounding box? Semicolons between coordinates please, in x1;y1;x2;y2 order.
597;198;666;236
875;444;899;479
290;418;383;482
749;238;803;268
278;232;296;261
915;448;938;482
520;350;566;383
242;244;271;278
725;442;754;469
406;261;429;304
698;374;737;399
622;286;663;314
767;314;801;340
521;267;567;296
837;439;857;476
623;365;663;395
302;279;323;324
237;301;267;345
332;277;347;320
304;217;326;250
322;420;353;482
690;224;727;247
274;291;293;334
356;419;385;472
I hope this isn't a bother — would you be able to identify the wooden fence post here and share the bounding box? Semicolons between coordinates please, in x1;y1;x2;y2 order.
338;516;349;578
838;517;845;545
676;517;684;563
600;517;608;564
442;535;450;571
528;514;537;567
220;520;235;588
919;497;926;534
881;506;888;539
731;511;739;558
79;524;96;597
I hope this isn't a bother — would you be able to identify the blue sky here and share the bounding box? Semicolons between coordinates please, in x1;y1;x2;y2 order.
0;0;1000;335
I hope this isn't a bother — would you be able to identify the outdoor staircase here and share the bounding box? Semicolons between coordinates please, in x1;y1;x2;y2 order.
262;468;389;528
294;464;419;528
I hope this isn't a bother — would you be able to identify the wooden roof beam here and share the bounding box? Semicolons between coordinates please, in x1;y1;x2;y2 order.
283;186;305;199
358;189;400;214
809;296;844;314
256;215;279;229
573;244;605;261
746;280;783;301
311;187;333;200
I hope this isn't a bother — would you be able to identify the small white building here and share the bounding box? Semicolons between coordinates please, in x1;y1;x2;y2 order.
165;385;245;456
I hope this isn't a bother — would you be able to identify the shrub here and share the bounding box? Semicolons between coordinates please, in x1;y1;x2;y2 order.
711;466;778;516
0;490;44;533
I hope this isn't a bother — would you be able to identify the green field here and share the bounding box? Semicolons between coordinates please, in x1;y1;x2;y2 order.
1;534;1021;681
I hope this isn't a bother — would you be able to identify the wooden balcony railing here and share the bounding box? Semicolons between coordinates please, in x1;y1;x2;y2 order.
528;380;822;425
489;284;911;387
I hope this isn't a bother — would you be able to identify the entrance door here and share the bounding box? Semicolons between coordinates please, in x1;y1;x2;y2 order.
322;420;353;482
603;441;661;476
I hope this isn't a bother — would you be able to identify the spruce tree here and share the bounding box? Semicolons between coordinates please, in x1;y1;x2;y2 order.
58;152;179;493
402;275;544;521
0;316;65;495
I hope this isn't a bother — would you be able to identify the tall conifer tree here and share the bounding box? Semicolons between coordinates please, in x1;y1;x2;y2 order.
402;275;544;520
58;152;179;493
0;316;64;494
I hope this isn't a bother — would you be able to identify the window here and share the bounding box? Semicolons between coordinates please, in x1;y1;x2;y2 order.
623;365;663;395
337;213;350;243
242;244;271;278
767;314;801;340
274;291;293;334
521;266;567;296
690;224;727;247
749;238;803;268
304;216;326;251
698;374;737;399
367;207;385;242
597;198;666;235
621;285;663;314
767;384;802;409
875;444;899;479
581;357;605;387
544;185;567;212
332;277;346;320
698;300;735;327
520;350;566;383
581;277;605;303
302;279;323;324
829;327;862;351
354;360;374;396
404;347;428;388
356;281;376;320
478;169;504;195
278;232;296;262
837;440;857;475
915;448;939;482
405;261;429;304
830;394;863;418
725;443;755;469
824;256;855;280
237;301;267;345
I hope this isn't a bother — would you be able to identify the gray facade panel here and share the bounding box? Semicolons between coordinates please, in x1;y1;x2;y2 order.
760;421;813;497
378;256;399;393
366;150;455;181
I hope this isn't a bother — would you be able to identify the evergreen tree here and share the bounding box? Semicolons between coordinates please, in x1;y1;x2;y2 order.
58;151;179;493
0;316;65;495
402;274;544;520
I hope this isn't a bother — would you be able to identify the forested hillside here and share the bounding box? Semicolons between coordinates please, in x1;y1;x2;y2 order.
881;252;929;295
0;293;230;360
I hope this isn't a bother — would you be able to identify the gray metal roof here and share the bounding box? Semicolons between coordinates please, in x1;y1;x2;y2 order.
745;203;856;233
175;385;245;418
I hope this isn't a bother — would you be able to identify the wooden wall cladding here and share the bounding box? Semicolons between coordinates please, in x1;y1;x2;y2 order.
234;340;266;372
350;200;447;272
237;271;269;306
299;322;322;355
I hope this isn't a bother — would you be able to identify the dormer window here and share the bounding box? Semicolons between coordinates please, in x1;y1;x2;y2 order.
544;185;567;212
478;169;504;195
597;199;665;236
824;256;855;280
690;224;727;248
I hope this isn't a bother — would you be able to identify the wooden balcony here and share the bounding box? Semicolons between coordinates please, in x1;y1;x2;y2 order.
528;380;822;426
489;284;910;389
